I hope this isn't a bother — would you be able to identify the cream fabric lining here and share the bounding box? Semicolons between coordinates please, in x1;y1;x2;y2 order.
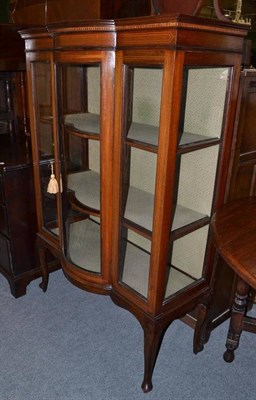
184;67;230;137
68;218;101;272
121;241;195;299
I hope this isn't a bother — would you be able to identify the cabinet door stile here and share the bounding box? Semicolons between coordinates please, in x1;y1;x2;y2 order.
148;50;185;314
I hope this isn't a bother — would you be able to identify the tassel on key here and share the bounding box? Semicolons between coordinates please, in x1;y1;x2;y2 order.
47;161;59;194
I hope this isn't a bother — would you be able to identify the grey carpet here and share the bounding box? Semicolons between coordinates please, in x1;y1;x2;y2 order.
0;270;255;400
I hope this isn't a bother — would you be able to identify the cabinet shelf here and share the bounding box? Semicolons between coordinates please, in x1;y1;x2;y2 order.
67;170;100;214
64;112;100;137
123;186;209;237
121;240;196;299
126;121;219;154
127;122;159;152
178;132;220;154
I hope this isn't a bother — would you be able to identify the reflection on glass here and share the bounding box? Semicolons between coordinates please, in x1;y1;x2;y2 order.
59;64;101;273
33;61;58;234
0;75;12;135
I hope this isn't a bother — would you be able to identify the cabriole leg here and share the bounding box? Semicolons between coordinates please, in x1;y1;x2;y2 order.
141;321;168;393
37;241;49;292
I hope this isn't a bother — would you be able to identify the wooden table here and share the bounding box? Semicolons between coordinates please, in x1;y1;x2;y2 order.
210;197;256;362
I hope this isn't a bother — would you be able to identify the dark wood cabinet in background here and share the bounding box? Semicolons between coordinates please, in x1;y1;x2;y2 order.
0;148;37;297
11;0;152;24
0;23;59;297
228;69;256;200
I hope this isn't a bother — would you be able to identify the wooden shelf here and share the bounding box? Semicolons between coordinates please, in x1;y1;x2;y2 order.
64;112;100;137
124;185;208;235
68;170;100;212
127;122;159;151
178;131;220;154
126;122;219;153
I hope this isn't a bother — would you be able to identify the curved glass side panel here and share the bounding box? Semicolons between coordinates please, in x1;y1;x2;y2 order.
59;64;101;273
32;61;59;235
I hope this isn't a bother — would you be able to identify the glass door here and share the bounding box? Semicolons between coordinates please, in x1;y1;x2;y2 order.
57;61;106;276
117;65;163;300
114;55;232;307
31;58;60;237
164;66;231;300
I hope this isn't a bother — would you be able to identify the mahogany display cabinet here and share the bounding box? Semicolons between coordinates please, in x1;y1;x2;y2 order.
20;15;248;392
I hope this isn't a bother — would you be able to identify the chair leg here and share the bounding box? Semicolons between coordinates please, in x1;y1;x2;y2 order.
223;277;250;363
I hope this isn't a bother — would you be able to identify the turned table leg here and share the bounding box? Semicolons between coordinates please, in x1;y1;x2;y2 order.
223;277;250;363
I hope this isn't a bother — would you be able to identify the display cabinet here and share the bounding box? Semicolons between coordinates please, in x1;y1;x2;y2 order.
20;16;248;392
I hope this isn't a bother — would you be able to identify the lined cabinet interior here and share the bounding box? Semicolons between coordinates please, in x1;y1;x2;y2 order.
60;63;102;273
117;64;230;302
33;61;103;272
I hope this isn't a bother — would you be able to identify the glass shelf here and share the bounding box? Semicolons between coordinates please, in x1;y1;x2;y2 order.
67;170;100;211
65;112;100;136
124;185;208;234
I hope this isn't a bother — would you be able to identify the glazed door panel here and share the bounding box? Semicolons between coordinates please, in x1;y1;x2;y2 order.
29;57;60;238
55;51;115;283
58;63;101;273
116;65;163;300
113;50;237;313
164;65;231;300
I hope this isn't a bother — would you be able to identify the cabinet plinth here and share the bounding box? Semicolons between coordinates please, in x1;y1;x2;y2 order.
20;15;248;392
